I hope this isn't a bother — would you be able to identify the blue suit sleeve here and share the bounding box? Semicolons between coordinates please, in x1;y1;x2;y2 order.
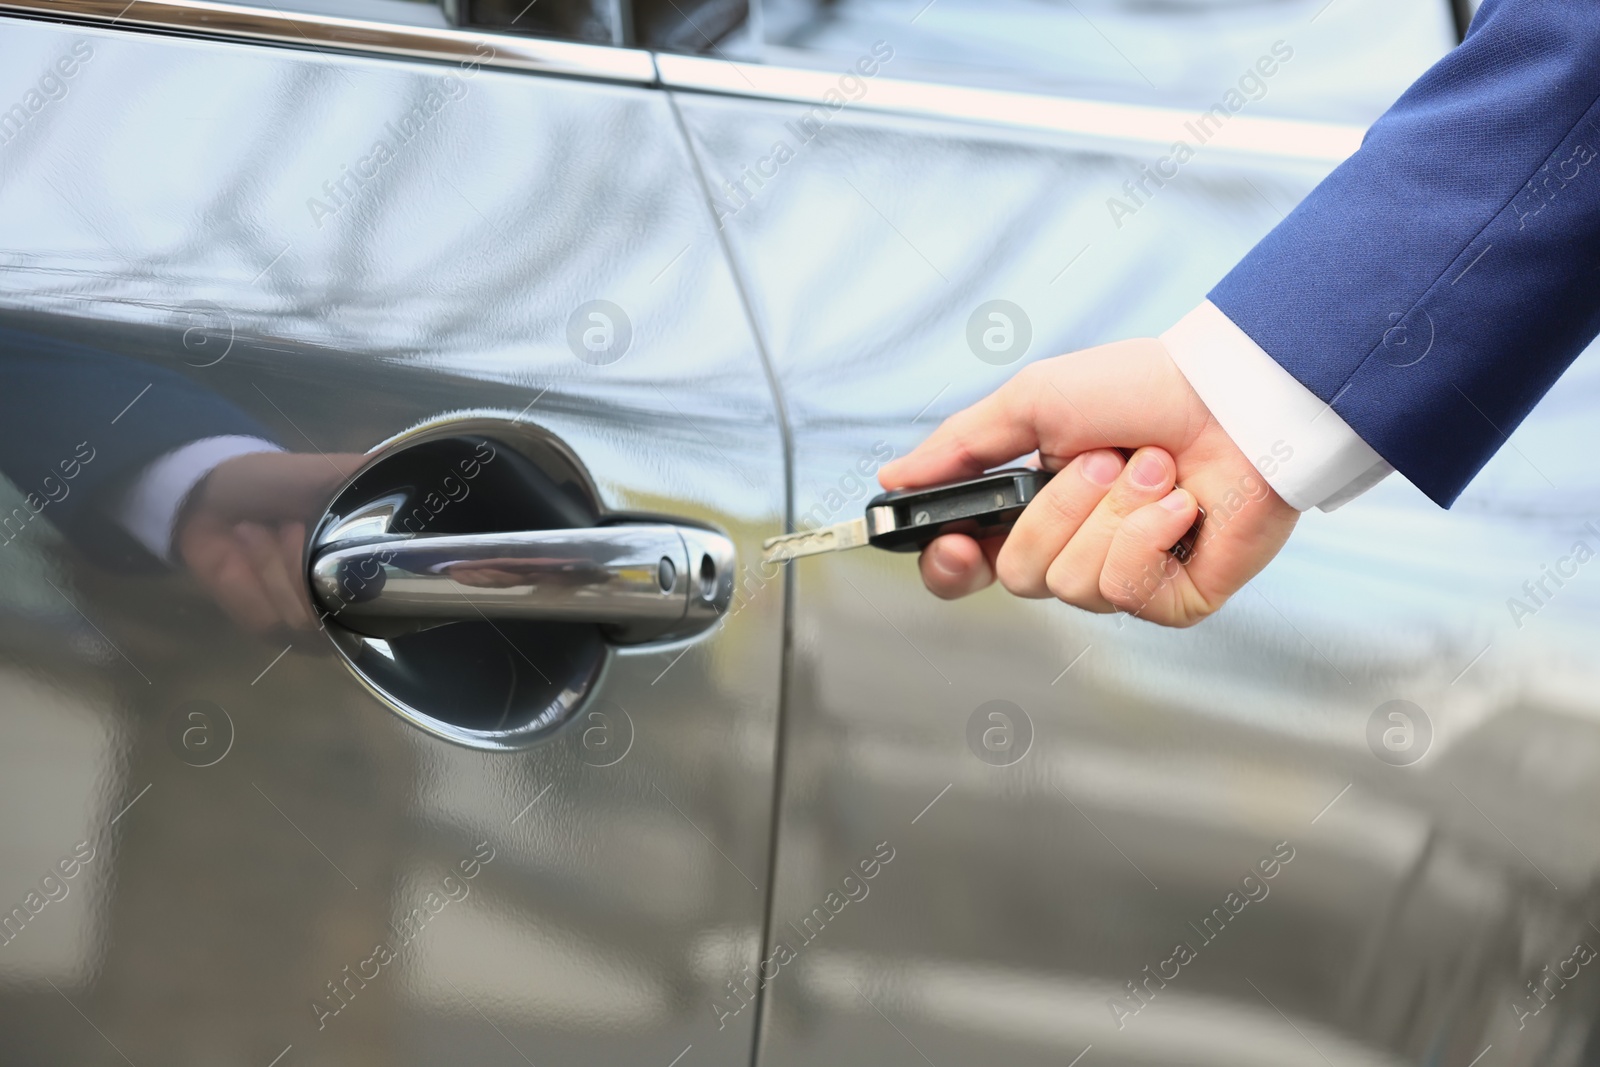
0;324;278;570
1209;0;1600;507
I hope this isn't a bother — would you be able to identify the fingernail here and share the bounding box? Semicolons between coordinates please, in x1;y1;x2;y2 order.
1080;450;1122;487
1160;488;1190;511
929;541;962;577
1131;451;1168;489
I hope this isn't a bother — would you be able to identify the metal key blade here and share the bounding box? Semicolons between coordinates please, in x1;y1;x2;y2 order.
762;517;869;564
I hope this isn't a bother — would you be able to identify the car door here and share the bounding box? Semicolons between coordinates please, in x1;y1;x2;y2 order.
0;7;787;1066
672;2;1600;1065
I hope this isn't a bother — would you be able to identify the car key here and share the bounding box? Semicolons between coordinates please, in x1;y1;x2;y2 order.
761;467;1205;564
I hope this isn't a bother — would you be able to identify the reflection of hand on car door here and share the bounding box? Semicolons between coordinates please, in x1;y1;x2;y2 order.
172;450;365;635
0;325;373;635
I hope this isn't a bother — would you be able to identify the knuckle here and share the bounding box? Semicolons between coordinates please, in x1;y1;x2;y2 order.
942;424;985;475
1117;510;1164;548
1100;570;1144;611
995;550;1045;598
1012;360;1047;390
993;551;1029;597
1043;479;1095;524
1009;362;1049;417
1045;561;1100;608
1181;592;1224;627
1101;551;1178;614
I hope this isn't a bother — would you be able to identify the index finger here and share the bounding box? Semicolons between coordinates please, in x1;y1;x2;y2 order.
879;364;1049;491
878;340;1180;491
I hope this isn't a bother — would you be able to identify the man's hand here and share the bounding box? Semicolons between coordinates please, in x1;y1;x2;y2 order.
877;338;1298;627
175;451;365;635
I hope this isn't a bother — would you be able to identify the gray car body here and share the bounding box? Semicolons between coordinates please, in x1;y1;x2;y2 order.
2;2;1598;1065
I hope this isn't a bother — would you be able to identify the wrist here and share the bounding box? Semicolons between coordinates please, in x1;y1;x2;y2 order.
1161;301;1392;512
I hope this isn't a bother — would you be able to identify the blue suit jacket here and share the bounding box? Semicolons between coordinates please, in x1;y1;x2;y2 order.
1210;0;1600;507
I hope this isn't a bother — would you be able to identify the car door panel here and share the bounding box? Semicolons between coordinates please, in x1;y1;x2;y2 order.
0;18;785;1066
676;86;1600;1067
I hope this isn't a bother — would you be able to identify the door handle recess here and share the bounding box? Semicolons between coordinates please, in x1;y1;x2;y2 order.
303;425;743;748
311;523;735;642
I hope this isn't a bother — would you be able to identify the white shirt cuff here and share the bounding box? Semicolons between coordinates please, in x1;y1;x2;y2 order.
1161;300;1393;512
113;436;283;562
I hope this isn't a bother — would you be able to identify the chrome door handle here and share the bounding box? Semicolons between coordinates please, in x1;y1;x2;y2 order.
310;522;734;642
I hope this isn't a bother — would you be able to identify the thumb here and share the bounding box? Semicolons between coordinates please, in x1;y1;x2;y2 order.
878;339;1186;491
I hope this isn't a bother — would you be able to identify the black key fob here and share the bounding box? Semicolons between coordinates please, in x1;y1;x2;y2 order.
865;467;1205;562
864;469;1050;552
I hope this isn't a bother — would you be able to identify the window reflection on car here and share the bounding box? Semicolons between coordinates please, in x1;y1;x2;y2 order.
761;0;1457;124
